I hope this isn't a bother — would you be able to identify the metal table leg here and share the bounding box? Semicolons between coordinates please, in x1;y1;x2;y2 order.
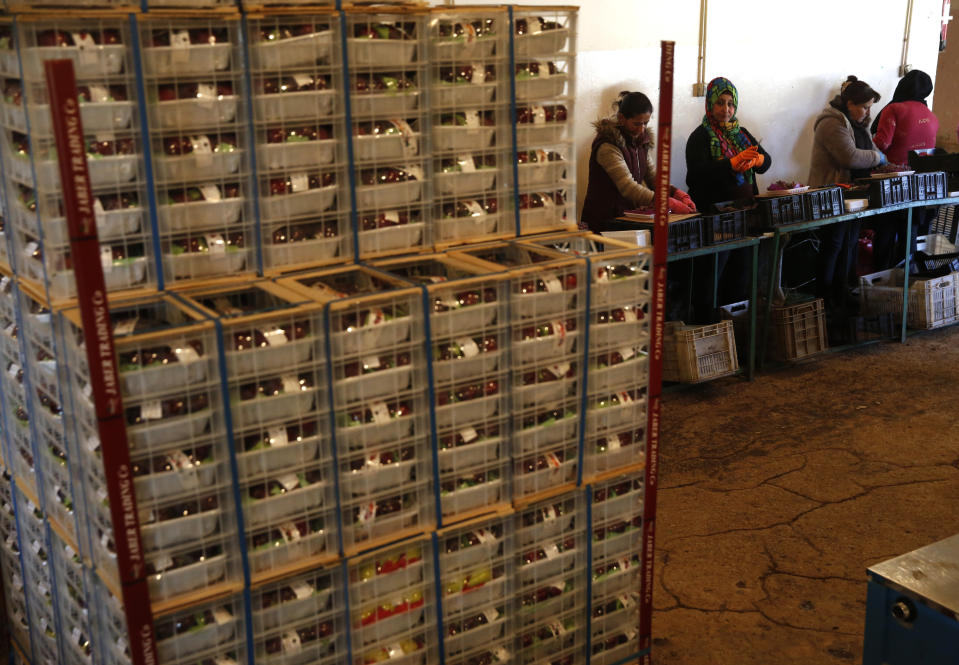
748;242;758;380
901;207;913;342
759;229;781;368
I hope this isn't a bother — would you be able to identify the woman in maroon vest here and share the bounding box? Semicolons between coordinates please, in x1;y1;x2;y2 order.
580;91;695;232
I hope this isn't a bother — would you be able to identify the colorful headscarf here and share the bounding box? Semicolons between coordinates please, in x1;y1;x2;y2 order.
701;77;756;185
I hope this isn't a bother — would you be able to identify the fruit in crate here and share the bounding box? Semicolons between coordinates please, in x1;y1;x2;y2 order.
161;133;236;155
271;221;338;244
262;74;329;95
156;81;233;102
435;378;498;406
439;154;496;172
265;125;330;143
236;373;312;401
351;493;408;524
336;302;407;330
230;319;310;350
438;422;500;451
353;72;415;93
98;191;139;211
872;163;910;174
438;64;495;84
363;639;424;664
130;445;213;477
117;340;203;371
348;447;414;473
517;149;563;165
358;166;417;186
440;469;499;496
141;494;218;526
352;23;414;40
516;104;568;124
150;28;228;47
515;17;563;34
268;172;334;195
357;546;422;582
241;421;318;452
250;518;325;550
259;581;313;610
155;608;224;641
164;183;239;205
441;198;498;219
439;110;495;126
87;137;136;157
442;524;502;554
519;580;570;609
246;469;322;501
520;363;576;385
437;19;495;39
353;119;411;137
263;621;333;655
436;334;498;360
125;393;210;425
518;271;577;294
358;588;424;626
592;516;642;542
37;28;122;47
515;61;558;79
342;350;411;377
170;232;243;255
259;24;325;42
519;405;575;430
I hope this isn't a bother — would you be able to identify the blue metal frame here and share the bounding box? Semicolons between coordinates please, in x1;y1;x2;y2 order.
239;15;265;278
506;6;522;238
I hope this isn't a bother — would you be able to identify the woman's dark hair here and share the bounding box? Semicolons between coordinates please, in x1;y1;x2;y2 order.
614;91;653;118
840;75;880;106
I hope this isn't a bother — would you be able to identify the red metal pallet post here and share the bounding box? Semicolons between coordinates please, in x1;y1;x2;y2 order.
44;59;158;665
639;39;673;664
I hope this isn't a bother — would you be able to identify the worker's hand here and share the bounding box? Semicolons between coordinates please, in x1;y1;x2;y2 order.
750;153;765;169
671;187;697;212
875;150;888;166
668;196;694;214
730;146;759;172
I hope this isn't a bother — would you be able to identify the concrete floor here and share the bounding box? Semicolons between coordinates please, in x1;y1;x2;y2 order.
653;326;959;664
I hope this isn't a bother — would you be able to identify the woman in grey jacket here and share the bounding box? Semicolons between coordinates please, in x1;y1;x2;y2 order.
808;76;885;314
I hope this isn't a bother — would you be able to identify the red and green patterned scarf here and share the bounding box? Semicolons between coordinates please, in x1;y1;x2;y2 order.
701;77;755;185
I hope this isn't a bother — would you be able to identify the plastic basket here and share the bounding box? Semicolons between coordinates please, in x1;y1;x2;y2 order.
662;320;738;383
768;299;827;361
803;187;843;220
859;269;959;329
856;175;915;208
666;216;703;253
913;171;947;201
750;194;805;228
701;209;746;245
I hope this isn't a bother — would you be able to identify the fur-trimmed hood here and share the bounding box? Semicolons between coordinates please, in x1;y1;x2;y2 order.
592;117;653;149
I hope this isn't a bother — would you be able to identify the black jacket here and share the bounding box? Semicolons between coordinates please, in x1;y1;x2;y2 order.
685;124;771;211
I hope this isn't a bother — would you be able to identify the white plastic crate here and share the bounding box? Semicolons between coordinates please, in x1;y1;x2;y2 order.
768;298;828;361
346;538;438;665
860;269;959;330
663;320;739;383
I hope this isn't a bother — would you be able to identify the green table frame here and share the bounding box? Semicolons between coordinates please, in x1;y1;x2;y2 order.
759;195;959;366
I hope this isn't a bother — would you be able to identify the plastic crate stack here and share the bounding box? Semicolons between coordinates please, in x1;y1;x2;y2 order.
370;254;511;524
347;537;437;665
176;282;337;581
2;16;156;302
513;492;588;664
428;7;514;247
512;7;576;235
451;243;586;500
519;232;651;480
587;471;645;664
248;10;352;271
0;470;32;658
138;13;256;284
278;266;435;554
345;8;432;258
435;514;511;664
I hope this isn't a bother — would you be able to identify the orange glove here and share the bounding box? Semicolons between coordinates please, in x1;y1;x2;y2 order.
730;146;759;172
750;153;765;169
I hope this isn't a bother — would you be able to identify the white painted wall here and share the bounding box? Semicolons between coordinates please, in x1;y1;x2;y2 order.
443;0;946;214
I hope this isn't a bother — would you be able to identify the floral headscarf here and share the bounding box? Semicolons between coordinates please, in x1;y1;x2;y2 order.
702;77;756;185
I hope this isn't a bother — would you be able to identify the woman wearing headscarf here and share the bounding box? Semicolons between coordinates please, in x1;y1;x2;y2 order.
870;69;938;165
870;70;939;268
580;91;695;232
685;77;771;321
808;76;885;312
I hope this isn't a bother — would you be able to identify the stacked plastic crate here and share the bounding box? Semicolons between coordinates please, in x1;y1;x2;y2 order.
138;12;255;284
345;8;431;258
370;254;511;525
48;517;97;665
513;492;588;665
588;472;644;664
428;7;514;247
518;232;651;480
435;513;512;665
0;470;32;658
512;7;576;235
248;10;353;271
279;265;434;554
3;16;155;302
176;282;337;581
452;243;586;501
247;561;346;664
346;537;437;665
57;296;243;620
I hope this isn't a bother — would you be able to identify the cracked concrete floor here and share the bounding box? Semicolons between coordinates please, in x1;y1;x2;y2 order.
653;326;959;664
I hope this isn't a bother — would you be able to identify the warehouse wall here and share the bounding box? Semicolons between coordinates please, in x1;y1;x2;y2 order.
934;0;959;151
455;0;946;213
